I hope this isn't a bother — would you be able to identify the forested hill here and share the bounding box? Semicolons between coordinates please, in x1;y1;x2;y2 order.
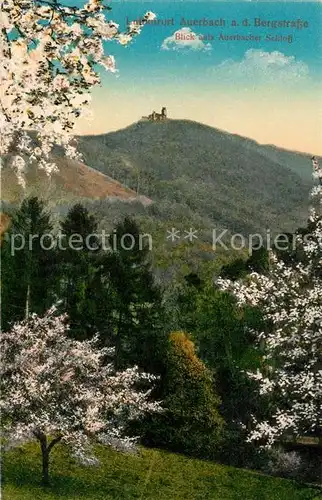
2;119;316;236
78;119;314;235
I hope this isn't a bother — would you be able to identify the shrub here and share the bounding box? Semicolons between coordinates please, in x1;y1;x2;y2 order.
143;332;224;459
266;448;302;480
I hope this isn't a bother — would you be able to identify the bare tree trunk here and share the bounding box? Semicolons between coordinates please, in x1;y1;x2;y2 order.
136;171;140;196
25;283;30;320
34;432;50;486
40;437;50;486
34;431;62;486
114;311;123;369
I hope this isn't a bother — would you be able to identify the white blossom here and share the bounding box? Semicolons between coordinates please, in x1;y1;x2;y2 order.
1;308;162;470
0;0;155;183
217;159;322;447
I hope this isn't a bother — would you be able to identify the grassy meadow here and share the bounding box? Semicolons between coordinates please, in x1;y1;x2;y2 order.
3;443;322;500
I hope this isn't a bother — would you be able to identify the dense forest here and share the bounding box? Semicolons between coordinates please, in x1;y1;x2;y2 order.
2;194;321;486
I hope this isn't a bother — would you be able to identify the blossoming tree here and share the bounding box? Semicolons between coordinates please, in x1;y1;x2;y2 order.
217;157;322;448
0;0;155;186
1;308;161;485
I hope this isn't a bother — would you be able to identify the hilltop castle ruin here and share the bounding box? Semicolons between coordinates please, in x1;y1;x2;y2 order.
142;107;167;122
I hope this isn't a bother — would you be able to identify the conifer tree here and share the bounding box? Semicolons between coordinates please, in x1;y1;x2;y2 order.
59;204;109;340
106;217;166;373
1;197;57;330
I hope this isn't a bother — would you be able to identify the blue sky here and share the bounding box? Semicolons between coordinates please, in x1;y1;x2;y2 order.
103;2;321;77
75;2;322;154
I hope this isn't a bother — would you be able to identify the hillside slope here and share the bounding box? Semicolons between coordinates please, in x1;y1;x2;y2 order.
1;155;151;206
77;119;315;235
3;443;321;500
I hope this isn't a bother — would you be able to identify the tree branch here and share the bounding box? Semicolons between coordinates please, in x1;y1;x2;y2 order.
48;434;63;453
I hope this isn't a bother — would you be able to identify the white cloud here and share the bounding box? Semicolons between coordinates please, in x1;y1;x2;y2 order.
161;28;212;52
212;49;309;83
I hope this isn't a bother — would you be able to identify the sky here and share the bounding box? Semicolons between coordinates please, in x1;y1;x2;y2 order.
75;1;322;155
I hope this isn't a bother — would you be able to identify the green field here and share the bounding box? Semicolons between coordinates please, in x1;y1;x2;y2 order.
3;443;321;500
